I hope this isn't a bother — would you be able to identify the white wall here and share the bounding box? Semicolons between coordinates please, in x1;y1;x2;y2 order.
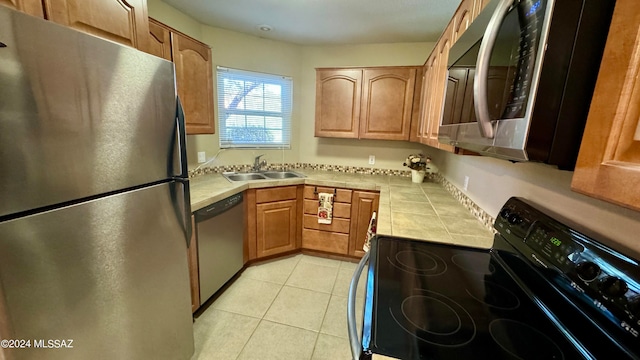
434;150;640;258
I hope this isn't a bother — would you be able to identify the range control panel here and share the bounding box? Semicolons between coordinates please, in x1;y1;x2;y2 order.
495;197;640;340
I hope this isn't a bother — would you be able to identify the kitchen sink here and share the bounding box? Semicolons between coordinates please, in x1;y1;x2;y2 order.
262;171;305;179
225;173;266;181
223;171;305;182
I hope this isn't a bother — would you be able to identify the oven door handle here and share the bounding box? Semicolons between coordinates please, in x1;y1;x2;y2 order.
348;251;370;360
474;0;512;139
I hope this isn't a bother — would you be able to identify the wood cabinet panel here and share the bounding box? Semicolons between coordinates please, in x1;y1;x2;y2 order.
348;191;380;257
303;186;352;203
302;229;349;254
315;68;362;138
302;214;350;234
0;0;43;17
303;199;351;218
257;186;298;203
360;67;416;140
43;0;149;51
571;0;640;211
172;33;215;134
148;17;171;61
256;200;297;258
474;0;491;18
188;216;199;313
452;0;475;43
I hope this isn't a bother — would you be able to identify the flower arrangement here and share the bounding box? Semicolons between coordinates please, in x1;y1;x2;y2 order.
403;153;430;171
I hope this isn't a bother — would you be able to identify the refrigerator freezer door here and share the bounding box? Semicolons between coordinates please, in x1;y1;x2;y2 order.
0;182;194;360
0;8;178;218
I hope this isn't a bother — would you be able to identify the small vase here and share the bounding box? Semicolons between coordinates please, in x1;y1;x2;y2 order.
411;169;425;183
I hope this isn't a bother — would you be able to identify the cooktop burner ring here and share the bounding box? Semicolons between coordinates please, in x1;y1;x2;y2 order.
452;253;496;275
389;290;476;347
388;249;447;276
489;319;565;360
466;280;521;310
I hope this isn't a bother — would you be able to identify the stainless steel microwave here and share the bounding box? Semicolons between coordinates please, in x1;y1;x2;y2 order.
438;0;615;170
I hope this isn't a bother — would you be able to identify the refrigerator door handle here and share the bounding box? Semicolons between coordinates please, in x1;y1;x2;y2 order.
171;180;192;248
173;97;189;179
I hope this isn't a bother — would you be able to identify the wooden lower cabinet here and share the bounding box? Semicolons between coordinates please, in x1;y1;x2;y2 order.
302;186;352;254
349;191;380;258
256;200;298;258
301;185;379;258
187;215;199;313
246;186;303;260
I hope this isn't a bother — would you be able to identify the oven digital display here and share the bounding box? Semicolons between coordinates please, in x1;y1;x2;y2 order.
527;224;575;270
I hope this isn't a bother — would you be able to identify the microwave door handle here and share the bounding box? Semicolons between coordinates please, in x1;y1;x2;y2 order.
474;0;512;139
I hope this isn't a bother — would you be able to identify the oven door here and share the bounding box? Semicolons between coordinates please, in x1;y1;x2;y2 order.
439;0;551;161
347;251;374;360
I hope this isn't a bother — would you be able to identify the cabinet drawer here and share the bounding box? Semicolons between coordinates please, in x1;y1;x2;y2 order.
303;186;352;203
256;186;298;203
303;199;351;218
303;214;350;234
302;229;348;254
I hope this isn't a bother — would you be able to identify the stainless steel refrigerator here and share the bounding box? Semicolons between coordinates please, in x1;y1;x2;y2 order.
0;6;194;360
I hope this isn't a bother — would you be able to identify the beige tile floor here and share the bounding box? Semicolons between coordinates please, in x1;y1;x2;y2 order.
191;254;366;360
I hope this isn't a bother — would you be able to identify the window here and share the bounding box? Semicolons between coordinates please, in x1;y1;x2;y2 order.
216;66;292;148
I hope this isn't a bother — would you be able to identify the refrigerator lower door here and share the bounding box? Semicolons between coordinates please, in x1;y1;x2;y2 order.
0;182;194;360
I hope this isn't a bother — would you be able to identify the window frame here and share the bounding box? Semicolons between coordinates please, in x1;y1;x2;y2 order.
216;66;293;149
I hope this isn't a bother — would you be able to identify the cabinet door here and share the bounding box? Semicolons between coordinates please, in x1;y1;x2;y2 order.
452;0;475;44
0;0;43;17
349;191;379;258
148;17;172;61
256;200;297;258
43;0;149;51
172;33;215;134
571;0;640;211
359;68;416;141
315;69;362;138
425;23;456;152
474;0;491;18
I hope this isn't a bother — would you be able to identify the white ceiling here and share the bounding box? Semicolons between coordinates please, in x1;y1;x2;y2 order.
162;0;461;45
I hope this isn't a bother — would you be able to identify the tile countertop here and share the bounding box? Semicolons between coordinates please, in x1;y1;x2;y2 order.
189;169;494;249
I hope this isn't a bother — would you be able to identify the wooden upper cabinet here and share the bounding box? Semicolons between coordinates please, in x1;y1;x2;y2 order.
172;33;215;134
452;0;475;44
0;0;44;17
571;0;640;212
43;0;149;51
474;0;491;18
148;18;172;61
360;67;416;141
423;23;455;153
315;69;362;138
315;66;419;141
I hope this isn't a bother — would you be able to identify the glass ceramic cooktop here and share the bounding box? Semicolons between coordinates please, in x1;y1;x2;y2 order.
367;236;586;360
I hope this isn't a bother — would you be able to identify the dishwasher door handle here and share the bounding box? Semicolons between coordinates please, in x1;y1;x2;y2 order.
348;251;369;360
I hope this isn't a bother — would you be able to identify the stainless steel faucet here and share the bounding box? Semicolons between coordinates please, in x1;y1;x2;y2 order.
252;154;267;172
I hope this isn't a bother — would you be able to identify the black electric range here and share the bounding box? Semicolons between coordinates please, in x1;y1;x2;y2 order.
354;197;640;360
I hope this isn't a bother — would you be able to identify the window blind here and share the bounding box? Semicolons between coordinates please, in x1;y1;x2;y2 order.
216;66;292;149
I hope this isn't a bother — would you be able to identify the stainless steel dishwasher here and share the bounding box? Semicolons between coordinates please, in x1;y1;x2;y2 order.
195;192;244;305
